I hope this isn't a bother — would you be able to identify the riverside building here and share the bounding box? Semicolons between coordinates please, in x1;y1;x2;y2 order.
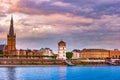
58;40;66;59
7;16;16;54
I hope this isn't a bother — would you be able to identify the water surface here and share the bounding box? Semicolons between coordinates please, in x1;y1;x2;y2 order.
0;66;119;80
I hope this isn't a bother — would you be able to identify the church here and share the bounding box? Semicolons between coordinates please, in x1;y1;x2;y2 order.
7;16;16;53
0;16;16;54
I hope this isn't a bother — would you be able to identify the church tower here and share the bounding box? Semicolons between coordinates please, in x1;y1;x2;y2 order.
7;16;16;51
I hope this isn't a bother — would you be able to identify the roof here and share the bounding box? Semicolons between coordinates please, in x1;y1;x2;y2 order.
58;40;66;45
0;45;5;50
59;40;65;43
82;49;109;52
9;16;15;37
72;49;81;52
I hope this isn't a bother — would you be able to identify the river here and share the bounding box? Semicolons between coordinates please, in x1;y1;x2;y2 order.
0;66;119;80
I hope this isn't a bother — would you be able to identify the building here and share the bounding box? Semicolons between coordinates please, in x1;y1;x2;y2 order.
29;50;43;56
72;49;81;59
110;49;120;59
81;49;110;59
7;16;16;52
43;48;54;56
58;40;66;59
19;49;27;55
0;45;7;53
39;48;54;59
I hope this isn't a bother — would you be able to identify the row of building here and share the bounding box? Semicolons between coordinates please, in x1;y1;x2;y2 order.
72;49;120;59
1;43;120;59
0;16;64;58
0;16;120;60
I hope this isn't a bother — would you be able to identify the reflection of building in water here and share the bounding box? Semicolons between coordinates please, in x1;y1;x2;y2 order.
58;67;67;80
7;67;16;80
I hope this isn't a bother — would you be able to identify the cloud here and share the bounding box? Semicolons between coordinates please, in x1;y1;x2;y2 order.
0;0;117;19
51;1;71;7
0;0;120;51
0;24;8;38
0;0;120;18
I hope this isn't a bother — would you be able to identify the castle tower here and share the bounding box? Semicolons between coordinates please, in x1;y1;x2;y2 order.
58;40;66;59
7;16;16;51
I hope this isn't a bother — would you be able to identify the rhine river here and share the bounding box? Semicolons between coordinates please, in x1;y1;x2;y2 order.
0;66;120;80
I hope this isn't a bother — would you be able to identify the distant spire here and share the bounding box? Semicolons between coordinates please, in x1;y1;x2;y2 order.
9;15;14;36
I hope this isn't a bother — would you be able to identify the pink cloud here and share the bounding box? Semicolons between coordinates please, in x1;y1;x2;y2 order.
51;1;71;7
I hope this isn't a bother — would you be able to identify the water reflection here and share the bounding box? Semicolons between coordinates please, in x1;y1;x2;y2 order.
7;67;16;80
0;66;119;80
58;67;66;80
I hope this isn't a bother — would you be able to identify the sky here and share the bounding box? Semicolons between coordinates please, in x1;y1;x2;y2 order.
0;0;120;52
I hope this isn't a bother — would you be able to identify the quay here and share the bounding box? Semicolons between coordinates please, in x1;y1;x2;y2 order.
0;58;120;66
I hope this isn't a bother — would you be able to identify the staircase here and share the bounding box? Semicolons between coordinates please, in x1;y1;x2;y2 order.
63;60;75;66
107;61;117;65
105;60;117;66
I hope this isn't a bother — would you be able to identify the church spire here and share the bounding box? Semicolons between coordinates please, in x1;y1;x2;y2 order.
7;15;16;51
9;15;14;36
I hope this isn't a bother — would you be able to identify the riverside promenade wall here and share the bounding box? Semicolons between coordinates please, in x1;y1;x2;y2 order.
0;58;120;66
0;58;64;65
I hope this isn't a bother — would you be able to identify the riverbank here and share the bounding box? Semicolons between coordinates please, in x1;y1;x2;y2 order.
0;58;119;66
0;62;111;67
0;65;67;67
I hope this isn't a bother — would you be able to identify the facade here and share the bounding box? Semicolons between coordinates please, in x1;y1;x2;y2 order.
58;40;66;59
43;48;54;56
0;45;8;53
81;49;110;59
29;50;43;56
110;49;120;59
72;49;81;59
19;49;27;55
39;48;54;59
7;16;16;52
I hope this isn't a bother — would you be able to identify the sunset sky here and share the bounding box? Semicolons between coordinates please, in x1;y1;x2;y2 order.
0;0;120;52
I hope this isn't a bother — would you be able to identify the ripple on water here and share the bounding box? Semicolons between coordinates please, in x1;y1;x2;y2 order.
0;66;120;80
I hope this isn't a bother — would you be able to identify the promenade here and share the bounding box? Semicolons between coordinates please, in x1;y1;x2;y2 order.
0;58;64;65
0;58;120;66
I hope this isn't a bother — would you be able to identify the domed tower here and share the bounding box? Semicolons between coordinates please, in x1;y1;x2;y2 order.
58;40;66;59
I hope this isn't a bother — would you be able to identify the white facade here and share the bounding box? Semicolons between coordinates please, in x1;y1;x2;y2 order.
58;41;66;60
44;48;54;56
39;48;54;59
72;49;81;59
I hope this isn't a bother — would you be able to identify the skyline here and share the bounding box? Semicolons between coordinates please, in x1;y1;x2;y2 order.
0;0;120;52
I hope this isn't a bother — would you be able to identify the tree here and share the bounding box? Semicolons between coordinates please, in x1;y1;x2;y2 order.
27;49;31;52
0;50;3;54
51;56;57;64
51;56;57;59
66;52;73;60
